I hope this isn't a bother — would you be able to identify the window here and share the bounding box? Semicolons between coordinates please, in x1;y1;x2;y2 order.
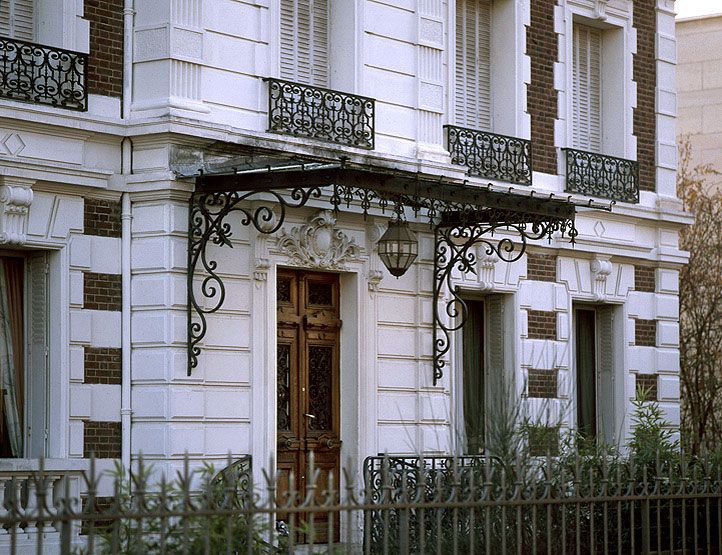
280;0;329;87
574;306;616;444
0;252;48;459
0;0;34;41
455;0;493;131
572;23;602;152
461;295;509;454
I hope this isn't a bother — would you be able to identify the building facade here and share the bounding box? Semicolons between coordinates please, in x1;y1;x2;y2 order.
677;11;722;188
0;0;687;526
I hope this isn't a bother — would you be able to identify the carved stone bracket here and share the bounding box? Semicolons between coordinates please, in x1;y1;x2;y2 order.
476;246;499;292
593;0;609;20
590;256;613;301
0;177;34;245
277;210;359;270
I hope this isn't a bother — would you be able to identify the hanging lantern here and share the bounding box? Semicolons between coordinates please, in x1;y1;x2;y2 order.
377;218;418;277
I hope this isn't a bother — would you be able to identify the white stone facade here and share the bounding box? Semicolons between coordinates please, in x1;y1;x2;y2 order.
0;0;689;492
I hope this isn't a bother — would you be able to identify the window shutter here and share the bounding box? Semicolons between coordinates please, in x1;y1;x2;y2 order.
485;296;508;449
455;0;492;130
596;306;616;445
0;0;35;41
25;252;48;458
572;23;602;152
279;0;329;87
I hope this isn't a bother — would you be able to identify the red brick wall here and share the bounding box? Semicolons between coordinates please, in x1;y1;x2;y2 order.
634;265;656;292
84;347;122;384
526;253;557;282
84;421;121;458
84;198;122;238
527;368;558;398
527;0;559;174
636;373;659;401
85;0;124;98
635;319;657;347
527;426;560;457
84;272;122;311
633;0;657;192
527;310;558;340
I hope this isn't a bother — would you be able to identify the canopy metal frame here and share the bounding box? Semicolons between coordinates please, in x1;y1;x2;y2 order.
186;159;610;381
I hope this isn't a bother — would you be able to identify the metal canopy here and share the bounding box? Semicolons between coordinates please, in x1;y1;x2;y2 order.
186;157;612;381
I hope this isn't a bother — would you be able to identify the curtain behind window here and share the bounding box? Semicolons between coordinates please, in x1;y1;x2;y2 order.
0;256;24;457
576;308;597;440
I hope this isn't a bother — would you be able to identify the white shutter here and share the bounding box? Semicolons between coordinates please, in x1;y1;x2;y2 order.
279;0;329;87
0;0;35;41
596;306;616;445
25;252;48;458
572;23;602;152
455;0;492;130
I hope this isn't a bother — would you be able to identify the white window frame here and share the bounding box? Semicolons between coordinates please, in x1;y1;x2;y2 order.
1;0;90;53
560;2;635;160
447;0;531;139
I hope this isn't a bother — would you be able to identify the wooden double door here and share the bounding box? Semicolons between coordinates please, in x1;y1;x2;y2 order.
276;270;341;541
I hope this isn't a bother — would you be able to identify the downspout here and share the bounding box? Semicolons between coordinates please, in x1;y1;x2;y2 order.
121;0;135;474
121;193;132;474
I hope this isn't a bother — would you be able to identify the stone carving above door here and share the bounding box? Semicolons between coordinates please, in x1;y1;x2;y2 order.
277;210;359;270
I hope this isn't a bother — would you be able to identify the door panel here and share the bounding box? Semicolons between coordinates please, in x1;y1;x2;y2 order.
276;270;341;543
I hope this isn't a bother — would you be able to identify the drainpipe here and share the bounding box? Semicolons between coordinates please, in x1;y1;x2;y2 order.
122;0;134;119
121;194;132;474
121;1;135;475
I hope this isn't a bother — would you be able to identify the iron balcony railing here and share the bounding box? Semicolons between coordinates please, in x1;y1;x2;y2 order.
445;125;532;185
0;36;87;111
564;147;640;203
265;77;375;149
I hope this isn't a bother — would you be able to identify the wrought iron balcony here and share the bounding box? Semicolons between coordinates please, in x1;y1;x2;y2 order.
445;125;532;185
564;148;639;203
266;77;375;149
0;36;87;111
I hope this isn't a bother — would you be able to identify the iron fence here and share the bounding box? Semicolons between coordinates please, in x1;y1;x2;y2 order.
265;77;375;149
445;125;532;185
0;36;87;111
0;453;721;554
564;147;639;203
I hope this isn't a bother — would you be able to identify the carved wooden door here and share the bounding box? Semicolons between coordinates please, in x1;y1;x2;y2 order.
276;270;341;543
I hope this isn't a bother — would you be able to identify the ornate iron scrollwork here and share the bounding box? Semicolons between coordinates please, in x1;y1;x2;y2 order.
187;186;322;373
445;125;532;185
265;78;375;149
0;36;87;111
187;165;589;378
432;214;577;385
564;147;639;203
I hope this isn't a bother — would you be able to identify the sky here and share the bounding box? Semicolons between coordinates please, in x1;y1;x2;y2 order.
675;0;722;19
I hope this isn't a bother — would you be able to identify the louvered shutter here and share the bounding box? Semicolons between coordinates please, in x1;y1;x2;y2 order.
572;23;602;152
0;0;35;41
485;296;508;450
279;0;329;87
596;306;616;445
455;0;492;130
25;252;48;458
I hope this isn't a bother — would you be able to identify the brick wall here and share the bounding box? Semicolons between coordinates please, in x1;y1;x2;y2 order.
633;0;657;192
527;310;558;340
84;272;122;311
527;426;560;457
83;421;122;458
84;347;122;384
526;253;557;282
636;373;659;401
635;319;657;347
634;265;656;292
85;0;124;98
527;368;558;398
527;0;558;174
84;198;122;238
